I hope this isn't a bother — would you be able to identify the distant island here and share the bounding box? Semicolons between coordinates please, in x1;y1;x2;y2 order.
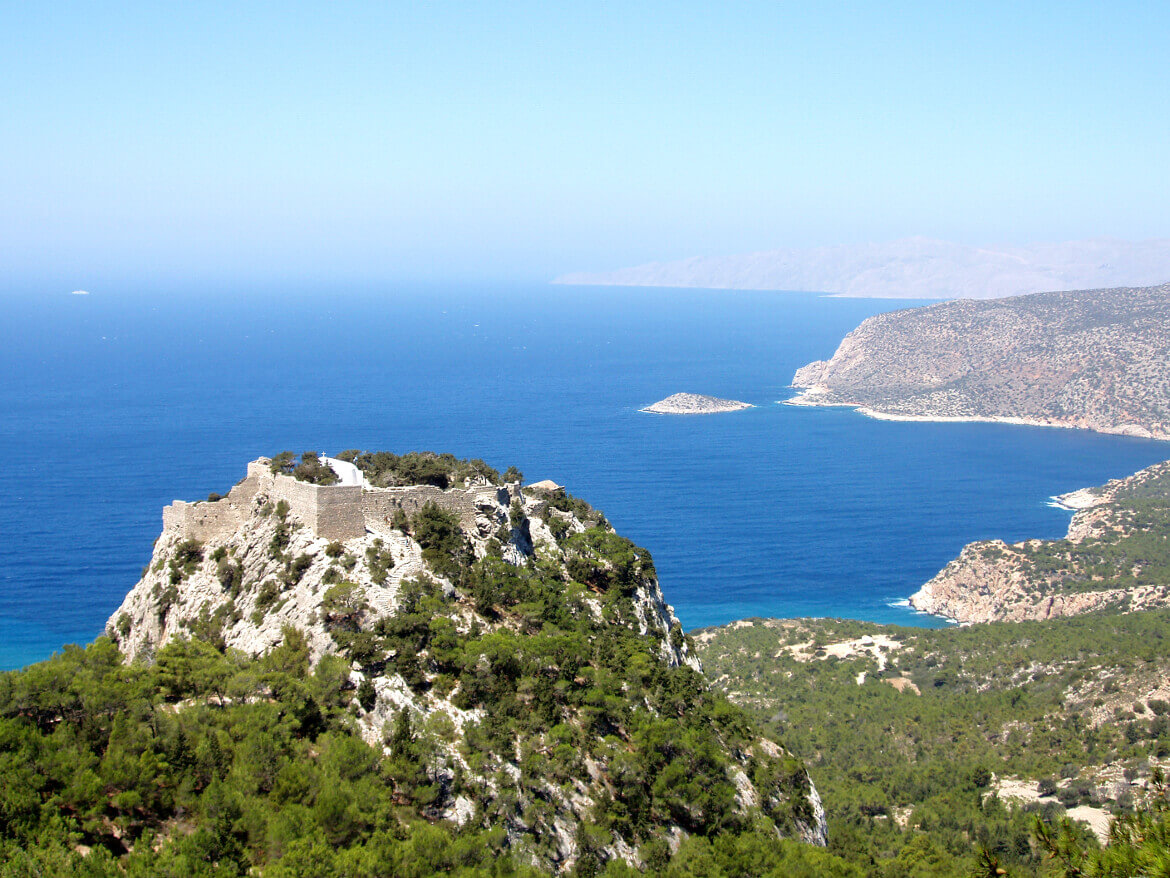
641;392;753;414
554;236;1170;299
788;282;1170;440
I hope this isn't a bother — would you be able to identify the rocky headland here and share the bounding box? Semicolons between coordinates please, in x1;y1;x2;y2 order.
789;282;1170;440
909;460;1170;623
641;393;753;414
106;452;826;870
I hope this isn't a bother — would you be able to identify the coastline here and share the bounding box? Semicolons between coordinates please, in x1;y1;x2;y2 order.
1047;487;1106;511
905;458;1170;624
782;389;1170;441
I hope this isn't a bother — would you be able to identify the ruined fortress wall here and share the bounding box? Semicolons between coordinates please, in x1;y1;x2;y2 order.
267;473;365;541
362;485;514;532
313;484;366;540
162;500;243;542
165;459;515;543
162;473;257;542
362;486;480;530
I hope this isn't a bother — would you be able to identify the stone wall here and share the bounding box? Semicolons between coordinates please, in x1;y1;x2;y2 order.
164;458;517;544
161;470;261;542
314;484;366;541
362;485;510;531
265;471;365;541
162;499;246;542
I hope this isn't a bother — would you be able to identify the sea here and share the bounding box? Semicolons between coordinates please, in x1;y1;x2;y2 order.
2;283;1168;671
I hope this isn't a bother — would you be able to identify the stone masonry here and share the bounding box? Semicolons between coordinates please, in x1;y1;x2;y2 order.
162;458;515;543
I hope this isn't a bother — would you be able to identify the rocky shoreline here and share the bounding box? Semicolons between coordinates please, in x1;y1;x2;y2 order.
784;387;1168;440
908;461;1170;624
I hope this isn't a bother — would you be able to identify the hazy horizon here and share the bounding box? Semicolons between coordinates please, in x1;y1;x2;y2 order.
3;2;1168;293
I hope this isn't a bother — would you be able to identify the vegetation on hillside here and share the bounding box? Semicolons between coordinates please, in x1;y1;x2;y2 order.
694;611;1170;875
0;628;847;875
1010;463;1170;597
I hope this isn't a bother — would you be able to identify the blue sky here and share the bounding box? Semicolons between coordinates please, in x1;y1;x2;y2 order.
2;1;1168;288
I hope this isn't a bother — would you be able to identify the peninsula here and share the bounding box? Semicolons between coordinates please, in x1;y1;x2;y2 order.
641;392;753;414
789;282;1170;440
909;459;1170;624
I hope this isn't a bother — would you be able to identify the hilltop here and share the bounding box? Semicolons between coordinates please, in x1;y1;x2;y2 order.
555;238;1170;299
0;451;829;875
790;283;1170;439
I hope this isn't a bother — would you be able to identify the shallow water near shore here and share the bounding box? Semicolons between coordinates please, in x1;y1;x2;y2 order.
2;283;1168;670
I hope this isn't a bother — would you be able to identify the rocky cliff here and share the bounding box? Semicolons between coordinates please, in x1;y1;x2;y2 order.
790;283;1170;440
910;460;1170;623
107;455;827;870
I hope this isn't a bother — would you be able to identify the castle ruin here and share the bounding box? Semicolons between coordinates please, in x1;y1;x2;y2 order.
162;458;516;542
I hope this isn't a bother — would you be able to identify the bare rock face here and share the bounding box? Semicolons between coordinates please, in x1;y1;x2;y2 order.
788;283;1170;440
641;393;753;414
910;460;1170;623
106;457;827;869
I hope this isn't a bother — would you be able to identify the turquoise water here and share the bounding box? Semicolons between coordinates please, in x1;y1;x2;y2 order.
2;284;1167;670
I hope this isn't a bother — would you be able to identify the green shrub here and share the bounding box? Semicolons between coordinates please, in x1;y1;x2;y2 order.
255;580;279;614
412;503;470;578
168;539;204;584
217;558;243;597
357;677;377;712
283;553;313;586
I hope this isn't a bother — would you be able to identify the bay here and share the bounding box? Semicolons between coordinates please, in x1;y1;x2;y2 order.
2;283;1167;670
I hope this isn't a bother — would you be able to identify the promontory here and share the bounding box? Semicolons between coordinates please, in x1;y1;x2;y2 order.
789;282;1170;439
103;450;827;871
642;392;753;414
909;459;1170;623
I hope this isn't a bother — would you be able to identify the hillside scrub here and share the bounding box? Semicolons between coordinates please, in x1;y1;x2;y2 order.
695;612;1170;874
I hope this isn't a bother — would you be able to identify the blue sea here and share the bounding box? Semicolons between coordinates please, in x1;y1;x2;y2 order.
2;284;1168;670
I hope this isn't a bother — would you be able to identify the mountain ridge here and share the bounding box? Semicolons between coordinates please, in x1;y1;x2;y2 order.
555;237;1170;299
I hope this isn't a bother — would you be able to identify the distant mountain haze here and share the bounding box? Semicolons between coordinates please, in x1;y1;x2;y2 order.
554;237;1170;299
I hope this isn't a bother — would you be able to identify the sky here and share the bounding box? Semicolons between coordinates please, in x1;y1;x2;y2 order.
2;1;1169;289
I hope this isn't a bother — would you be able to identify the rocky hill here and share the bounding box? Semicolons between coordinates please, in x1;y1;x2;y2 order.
104;453;826;871
555;237;1170;299
909;459;1170;624
789;282;1170;439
